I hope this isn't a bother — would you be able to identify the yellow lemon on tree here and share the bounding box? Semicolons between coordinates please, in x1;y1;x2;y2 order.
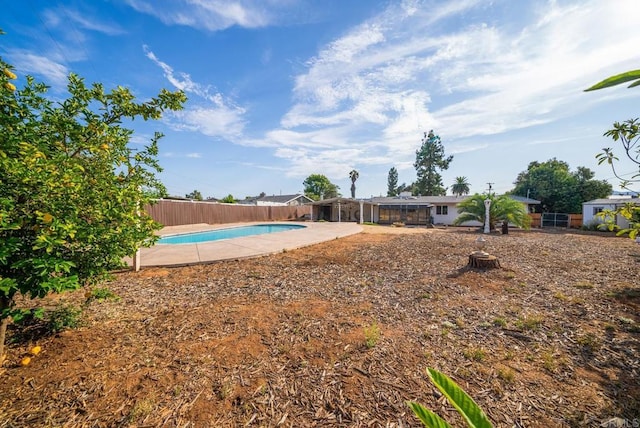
3;68;17;79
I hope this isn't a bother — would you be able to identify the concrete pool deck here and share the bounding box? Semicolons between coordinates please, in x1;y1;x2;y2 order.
134;221;363;267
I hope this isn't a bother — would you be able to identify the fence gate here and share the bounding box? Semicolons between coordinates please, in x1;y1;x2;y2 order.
541;213;570;228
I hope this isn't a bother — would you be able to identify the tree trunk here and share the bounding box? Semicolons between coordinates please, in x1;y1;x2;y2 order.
468;253;501;269
0;296;9;365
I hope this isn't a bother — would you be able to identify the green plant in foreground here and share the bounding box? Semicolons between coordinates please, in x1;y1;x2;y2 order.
408;367;493;427
0;45;186;360
47;305;83;333
86;287;120;302
363;322;380;348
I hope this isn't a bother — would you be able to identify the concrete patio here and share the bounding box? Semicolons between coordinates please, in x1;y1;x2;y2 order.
133;221;363;267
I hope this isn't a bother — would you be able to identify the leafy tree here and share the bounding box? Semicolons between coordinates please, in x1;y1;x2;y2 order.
453;193;531;231
414;130;453;196
511;158;611;213
0;54;186;359
585;72;640;239
573;166;614;205
185;190;203;200
145;187;169;199
349;169;359;199
387;167;399;196
220;194;236;203
303;174;340;201
451;176;471;197
397;182;415;195
596;119;640;190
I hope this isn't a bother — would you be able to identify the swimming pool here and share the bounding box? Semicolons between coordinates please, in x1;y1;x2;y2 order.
157;224;307;244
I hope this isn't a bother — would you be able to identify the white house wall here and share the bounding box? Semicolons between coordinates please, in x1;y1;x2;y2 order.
431;203;460;225
583;203;631;229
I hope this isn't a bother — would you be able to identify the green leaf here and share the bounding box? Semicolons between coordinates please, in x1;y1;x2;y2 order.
408;401;452;428
427;368;493;428
585;70;640;91
629;79;640;89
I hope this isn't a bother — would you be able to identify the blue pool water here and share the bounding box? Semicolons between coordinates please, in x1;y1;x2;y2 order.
157;224;306;244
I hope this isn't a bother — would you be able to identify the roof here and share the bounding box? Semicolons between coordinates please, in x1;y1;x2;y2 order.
583;198;640;205
309;196;434;206
372;195;541;205
371;196;445;205
508;195;541;204
238;193;313;205
309;194;542;206
259;194;313;204
308;197;359;205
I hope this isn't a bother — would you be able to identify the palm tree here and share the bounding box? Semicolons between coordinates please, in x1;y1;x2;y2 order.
349;169;359;199
453;193;531;230
451;176;470;196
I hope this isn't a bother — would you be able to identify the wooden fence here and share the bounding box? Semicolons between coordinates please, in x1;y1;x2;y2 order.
145;199;311;226
529;213;583;228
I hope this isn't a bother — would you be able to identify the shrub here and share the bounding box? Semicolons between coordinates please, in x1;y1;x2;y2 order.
47;305;83;333
86;287;120;302
363;322;380;349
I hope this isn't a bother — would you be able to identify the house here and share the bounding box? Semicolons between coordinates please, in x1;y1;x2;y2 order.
309;194;540;226
309;197;378;223
372;194;540;226
582;197;640;229
371;195;434;225
238;194;313;207
508;195;542;213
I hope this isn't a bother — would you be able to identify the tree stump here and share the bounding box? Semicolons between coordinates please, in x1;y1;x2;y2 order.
468;253;501;269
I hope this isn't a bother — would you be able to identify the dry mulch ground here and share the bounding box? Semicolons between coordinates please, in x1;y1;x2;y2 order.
1;225;639;427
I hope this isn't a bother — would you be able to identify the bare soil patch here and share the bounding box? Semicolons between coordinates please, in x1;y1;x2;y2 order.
1;225;639;427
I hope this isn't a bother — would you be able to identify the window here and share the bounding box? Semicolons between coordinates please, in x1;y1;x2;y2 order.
436;205;448;215
592;207;603;216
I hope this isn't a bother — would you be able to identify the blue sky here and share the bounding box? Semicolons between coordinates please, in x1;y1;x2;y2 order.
3;0;640;199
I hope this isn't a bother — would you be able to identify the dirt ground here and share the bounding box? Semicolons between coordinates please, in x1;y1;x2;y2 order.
1;225;639;427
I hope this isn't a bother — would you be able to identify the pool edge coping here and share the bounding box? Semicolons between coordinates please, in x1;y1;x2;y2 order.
133;221;363;268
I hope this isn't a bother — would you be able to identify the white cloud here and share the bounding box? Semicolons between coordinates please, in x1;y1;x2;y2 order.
256;0;640;183
43;7;125;36
162;152;202;159
9;51;69;87
145;47;247;141
170;106;245;140
124;0;272;31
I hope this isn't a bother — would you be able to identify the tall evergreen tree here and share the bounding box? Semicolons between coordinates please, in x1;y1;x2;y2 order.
387;167;399;196
414;130;453;196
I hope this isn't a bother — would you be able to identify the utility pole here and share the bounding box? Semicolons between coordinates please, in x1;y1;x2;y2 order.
486;182;494;196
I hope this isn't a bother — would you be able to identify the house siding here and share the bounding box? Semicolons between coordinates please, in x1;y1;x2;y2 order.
582;199;637;229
